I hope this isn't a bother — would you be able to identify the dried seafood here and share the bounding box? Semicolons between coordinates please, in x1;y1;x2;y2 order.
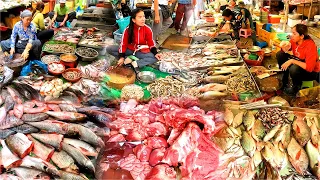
41;55;60;64
76;47;98;57
225;72;256;93
147;76;197;98
121;84;144;101
255;107;292;130
43;44;75;54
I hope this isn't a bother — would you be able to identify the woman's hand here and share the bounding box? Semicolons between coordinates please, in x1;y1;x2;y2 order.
281;59;293;71
154;14;160;24
155;54;161;60
117;58;125;66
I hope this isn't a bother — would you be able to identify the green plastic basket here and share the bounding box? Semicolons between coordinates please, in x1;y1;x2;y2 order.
277;33;289;41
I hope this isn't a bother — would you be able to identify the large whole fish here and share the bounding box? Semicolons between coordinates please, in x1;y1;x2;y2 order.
76;109;112;124
60;171;89;180
70;124;105;147
7;86;23;104
20;156;60;177
1;89;15;112
11;124;39;134
63;138;98;157
45;111;87;121
13;81;43;101
51;150;79;173
0;115;23;130
12;167;50;180
27;135;55;162
5;133;34;158
30;133;63;150
21;113;49;122
0;129;15;139
61;142;95;172
0;140;22;169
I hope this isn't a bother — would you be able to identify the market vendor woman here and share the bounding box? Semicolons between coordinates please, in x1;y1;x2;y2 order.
277;24;320;95
0;10;41;60
107;9;161;73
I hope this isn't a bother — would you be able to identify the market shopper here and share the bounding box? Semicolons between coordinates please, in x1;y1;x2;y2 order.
106;9;161;73
48;0;76;28
0;10;41;60
214;8;244;41
174;0;196;36
152;0;173;42
277;24;320;95
32;2;54;41
238;1;257;45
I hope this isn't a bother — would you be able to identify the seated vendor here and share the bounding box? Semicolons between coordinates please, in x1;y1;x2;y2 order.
106;8;161;73
32;2;54;41
213;8;244;41
0;10;41;60
48;0;76;28
277;24;320;95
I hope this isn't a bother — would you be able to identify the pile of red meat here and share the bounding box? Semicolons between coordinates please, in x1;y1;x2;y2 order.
97;97;223;180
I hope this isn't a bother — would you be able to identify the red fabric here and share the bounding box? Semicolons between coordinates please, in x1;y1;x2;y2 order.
119;24;156;54
290;39;320;72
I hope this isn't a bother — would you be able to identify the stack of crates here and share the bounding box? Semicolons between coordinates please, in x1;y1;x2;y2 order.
260;8;269;23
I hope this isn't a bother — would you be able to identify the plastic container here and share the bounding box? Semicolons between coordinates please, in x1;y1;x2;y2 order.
60;53;78;68
256;41;268;49
268;15;281;24
48;62;65;76
277;33;289;41
243;51;265;66
205;17;215;22
113;29;123;45
62;68;82;82
116;16;130;34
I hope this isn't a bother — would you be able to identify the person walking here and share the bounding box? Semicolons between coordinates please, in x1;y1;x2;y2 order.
152;0;173;42
174;0;196;36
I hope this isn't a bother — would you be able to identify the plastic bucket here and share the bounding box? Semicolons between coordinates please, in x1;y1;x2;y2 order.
116;16;130;33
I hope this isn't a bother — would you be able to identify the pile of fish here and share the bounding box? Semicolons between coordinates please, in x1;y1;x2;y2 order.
225;70;257;93
210;104;320;179
53;27;84;44
0;81;119;179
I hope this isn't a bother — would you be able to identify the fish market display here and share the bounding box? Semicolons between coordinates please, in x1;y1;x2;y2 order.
96;97;222;180
43;43;75;54
79;28;110;47
70;79;101;96
210;103;320;179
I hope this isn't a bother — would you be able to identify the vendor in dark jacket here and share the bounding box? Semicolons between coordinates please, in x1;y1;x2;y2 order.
107;9;161;73
277;24;320;95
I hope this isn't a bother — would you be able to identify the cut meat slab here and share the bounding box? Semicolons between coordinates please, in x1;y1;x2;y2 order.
145;164;176;180
149;148;166;167
162;123;221;179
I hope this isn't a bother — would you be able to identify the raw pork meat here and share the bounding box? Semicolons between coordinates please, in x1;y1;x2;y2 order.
146;137;168;149
145;164;176;180
133;145;152;162
167;129;182;145
162;123;221;179
108;134;126;142
119;154;152;180
149;148;166;167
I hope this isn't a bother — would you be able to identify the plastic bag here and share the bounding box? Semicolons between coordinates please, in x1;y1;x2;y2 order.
20;60;48;76
100;75;121;100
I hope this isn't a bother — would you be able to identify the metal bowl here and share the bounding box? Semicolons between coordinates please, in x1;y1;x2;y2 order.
248;46;261;52
137;71;156;84
75;47;99;61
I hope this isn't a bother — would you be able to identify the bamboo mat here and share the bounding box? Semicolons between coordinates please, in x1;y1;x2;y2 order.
160;34;191;51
